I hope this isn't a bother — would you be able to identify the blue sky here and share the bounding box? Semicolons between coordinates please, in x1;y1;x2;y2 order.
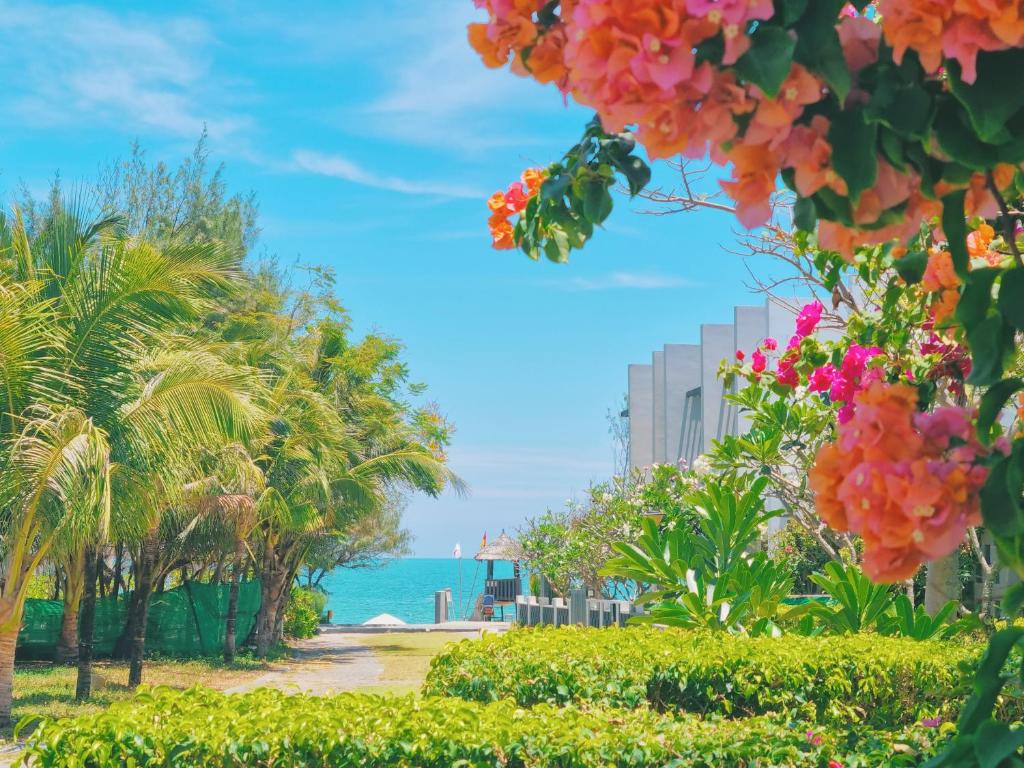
0;0;770;556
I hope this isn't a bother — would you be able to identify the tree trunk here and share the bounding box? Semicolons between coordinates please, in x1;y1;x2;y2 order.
111;542;124;604
0;625;18;728
57;549;86;665
75;547;99;701
254;547;288;658
925;550;962;615
223;542;245;664
127;535;158;688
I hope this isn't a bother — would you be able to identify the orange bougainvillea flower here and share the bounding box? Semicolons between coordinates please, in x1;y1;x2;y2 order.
810;381;999;583
485;167;547;251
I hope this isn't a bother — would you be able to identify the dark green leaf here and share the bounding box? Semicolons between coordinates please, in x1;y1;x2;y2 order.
893;250;928;285
793;197;816;232
956;268;1000;329
978;378;1024;443
967;315;1008;385
942;190;969;278
999;268;1024;330
734;26;796;98
949;49;1024;144
828;107;878;201
583;180;613;225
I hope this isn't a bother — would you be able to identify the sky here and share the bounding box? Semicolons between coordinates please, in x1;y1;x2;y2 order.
0;0;775;556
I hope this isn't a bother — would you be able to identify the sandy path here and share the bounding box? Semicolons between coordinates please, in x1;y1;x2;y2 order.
225;633;383;695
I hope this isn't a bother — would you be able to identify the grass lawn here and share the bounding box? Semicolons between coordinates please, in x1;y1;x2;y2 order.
6;653;279;742
354;631;478;696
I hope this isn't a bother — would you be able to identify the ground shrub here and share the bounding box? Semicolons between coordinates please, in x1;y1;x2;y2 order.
424;626;1012;727
23;686;944;767
282;587;325;639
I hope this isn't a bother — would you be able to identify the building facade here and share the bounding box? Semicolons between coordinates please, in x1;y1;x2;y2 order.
627;298;806;471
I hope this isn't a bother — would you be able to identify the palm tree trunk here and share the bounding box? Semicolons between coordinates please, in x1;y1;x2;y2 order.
75;546;99;700
57;549;86;664
255;547;288;658
127;535;158;688
223;541;245;663
0;625;17;728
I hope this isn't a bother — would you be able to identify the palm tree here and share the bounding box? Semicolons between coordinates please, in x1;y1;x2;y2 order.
0;199;261;710
0;407;111;724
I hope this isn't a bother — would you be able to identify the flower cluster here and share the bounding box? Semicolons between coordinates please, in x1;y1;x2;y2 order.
808;344;885;424
880;0;1024;83
911;224;1006;323
487;168;545;249
735;300;823;388
469;1;1023;257
809;381;1001;582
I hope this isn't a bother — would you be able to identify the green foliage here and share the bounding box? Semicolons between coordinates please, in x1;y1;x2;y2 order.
878;596;979;642
604;476;792;634
22;686;945;767
283;587;325;640
425;627;998;728
795;561;898;634
518;468;688;598
514;118;650;263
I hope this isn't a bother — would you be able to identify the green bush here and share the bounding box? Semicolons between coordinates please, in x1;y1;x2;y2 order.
23;686;943;767
424;626;1010;727
282;587;325;639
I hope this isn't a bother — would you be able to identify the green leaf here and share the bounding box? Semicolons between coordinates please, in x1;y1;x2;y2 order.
793;197;816;232
976;719;1024;768
780;0;809;24
893;250;928;285
935;97;999;170
792;0;850;102
949;49;1024;144
582;180;613;225
980;454;1024;537
967;315;1008;385
999;268;1024;330
978;378;1024;443
957;628;1024;733
942;190;969;278
956;267;1000;329
734;26;796;98
1003;582;1024;620
828;107;878;201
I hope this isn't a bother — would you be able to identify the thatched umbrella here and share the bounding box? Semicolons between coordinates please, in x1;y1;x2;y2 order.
474;531;524;580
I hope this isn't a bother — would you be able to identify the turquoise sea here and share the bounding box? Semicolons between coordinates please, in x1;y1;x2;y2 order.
319;558;520;625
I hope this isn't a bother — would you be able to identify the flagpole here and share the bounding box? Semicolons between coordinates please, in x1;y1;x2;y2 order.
458;556;463;620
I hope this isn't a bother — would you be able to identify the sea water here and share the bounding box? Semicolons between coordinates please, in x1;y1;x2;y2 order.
318;558;521;625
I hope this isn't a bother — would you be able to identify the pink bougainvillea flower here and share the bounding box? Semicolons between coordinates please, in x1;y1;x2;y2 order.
735;349;746;361
763;337;778;351
795;300;824;337
751;349;767;373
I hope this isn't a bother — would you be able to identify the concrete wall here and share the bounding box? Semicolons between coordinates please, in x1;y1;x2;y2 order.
663;344;701;463
733;305;768;435
651;351;666;464
700;324;734;453
628;364;654;470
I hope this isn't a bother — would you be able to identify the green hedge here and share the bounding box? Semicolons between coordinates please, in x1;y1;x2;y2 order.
23;687;943;767
424;627;1004;727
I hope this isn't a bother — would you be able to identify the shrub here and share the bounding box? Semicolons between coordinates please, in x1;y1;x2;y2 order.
282;587;325;639
424;626;1012;727
23;686;943;767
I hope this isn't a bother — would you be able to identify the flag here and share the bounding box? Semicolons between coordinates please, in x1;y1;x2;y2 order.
452;542;461;559
480;531;488;549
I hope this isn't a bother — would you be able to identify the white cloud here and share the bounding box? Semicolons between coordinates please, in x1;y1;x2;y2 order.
355;1;564;153
291;149;487;199
0;2;248;140
553;272;695;292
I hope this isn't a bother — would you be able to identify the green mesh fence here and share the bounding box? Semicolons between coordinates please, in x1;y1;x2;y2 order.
17;581;261;660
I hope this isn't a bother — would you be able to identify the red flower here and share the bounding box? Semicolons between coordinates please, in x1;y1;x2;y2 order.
751;349;767;373
735;349;746;361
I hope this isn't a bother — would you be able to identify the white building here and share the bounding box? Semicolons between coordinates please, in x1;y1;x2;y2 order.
627;297;806;471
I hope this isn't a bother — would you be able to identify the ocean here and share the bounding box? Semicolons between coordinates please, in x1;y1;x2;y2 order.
319;558;521;625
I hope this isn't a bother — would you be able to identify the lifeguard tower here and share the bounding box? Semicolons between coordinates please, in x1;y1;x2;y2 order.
473;531;524;621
